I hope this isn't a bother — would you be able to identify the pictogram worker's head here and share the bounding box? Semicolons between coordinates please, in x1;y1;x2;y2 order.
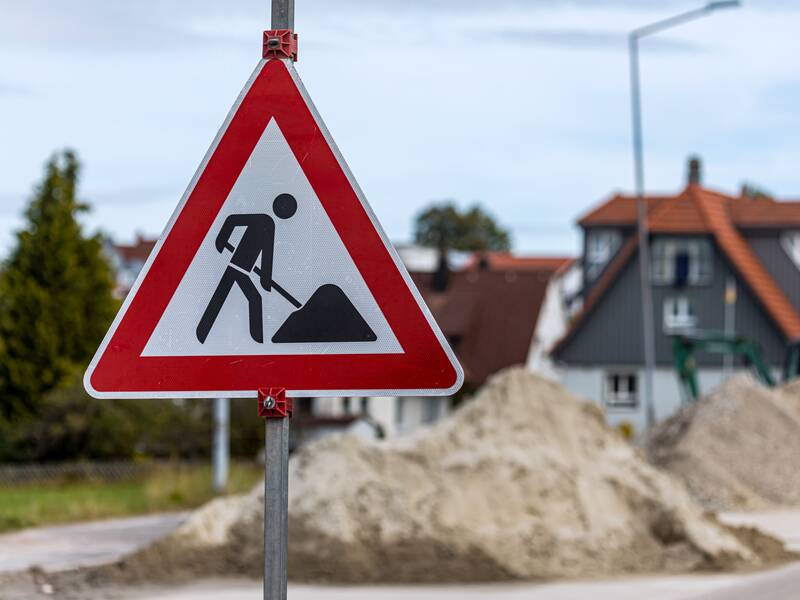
273;193;297;220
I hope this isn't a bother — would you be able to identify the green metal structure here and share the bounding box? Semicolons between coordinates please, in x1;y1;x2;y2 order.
671;331;778;403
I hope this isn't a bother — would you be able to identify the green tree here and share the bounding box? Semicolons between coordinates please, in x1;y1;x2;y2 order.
413;202;511;252
0;374;219;463
0;150;117;418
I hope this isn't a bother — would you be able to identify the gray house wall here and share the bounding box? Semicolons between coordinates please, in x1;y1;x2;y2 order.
557;237;787;367
581;226;635;299
747;232;800;318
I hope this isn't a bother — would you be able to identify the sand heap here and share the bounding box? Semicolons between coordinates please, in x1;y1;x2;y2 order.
89;368;786;586
646;374;800;512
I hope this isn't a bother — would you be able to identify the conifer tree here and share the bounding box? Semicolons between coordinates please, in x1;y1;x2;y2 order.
0;150;116;417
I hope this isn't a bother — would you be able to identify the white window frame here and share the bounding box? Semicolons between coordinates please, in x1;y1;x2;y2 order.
663;296;697;332
586;229;622;281
651;238;713;286
603;373;638;409
781;232;800;269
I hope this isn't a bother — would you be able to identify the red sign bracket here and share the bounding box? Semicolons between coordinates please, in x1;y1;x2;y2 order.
258;387;292;419
263;30;298;61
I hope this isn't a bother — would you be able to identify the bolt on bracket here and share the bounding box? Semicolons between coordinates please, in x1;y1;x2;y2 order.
258;387;292;418
263;30;298;61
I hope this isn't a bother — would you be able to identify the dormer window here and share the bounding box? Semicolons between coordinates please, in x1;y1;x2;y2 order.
586;229;622;281
651;238;712;286
781;232;800;269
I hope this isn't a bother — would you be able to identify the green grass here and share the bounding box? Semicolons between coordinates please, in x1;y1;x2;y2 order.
0;462;262;533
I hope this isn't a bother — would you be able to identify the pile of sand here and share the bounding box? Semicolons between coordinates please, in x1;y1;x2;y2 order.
646;374;800;512
78;368;787;587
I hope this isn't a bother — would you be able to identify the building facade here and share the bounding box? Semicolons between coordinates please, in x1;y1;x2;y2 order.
105;234;157;299
313;251;575;437
553;159;800;432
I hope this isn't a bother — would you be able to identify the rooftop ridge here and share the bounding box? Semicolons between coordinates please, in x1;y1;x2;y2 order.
553;183;800;356
690;186;800;339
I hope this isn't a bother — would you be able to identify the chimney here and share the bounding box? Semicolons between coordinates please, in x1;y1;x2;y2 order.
687;155;702;185
432;247;450;292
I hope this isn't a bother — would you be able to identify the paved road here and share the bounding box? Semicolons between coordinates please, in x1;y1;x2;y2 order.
718;510;800;551
699;563;800;600
0;512;187;573
117;566;800;600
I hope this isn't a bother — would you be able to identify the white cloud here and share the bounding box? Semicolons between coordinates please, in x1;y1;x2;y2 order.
0;0;798;256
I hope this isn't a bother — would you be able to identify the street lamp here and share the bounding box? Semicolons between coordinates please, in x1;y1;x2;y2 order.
629;1;740;429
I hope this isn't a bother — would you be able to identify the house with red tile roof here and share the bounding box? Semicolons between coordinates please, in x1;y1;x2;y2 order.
315;251;576;437
414;253;574;386
106;234;158;298
553;157;800;432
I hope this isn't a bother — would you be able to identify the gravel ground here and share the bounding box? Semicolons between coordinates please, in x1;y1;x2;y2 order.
2;510;800;599
112;370;788;587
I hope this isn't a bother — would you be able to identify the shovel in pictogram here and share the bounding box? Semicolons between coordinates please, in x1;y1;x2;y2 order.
227;243;377;344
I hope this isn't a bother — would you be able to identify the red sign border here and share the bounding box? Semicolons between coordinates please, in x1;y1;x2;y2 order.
85;59;462;399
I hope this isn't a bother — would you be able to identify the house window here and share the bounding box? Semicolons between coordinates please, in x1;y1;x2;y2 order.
781;232;800;269
586;229;622;280
663;297;697;331
651;238;712;286
604;373;638;409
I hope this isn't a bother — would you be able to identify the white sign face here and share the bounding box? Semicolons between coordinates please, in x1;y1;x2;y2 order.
143;119;402;357
84;58;462;399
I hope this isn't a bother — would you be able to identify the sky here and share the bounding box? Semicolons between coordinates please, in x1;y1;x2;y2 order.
1;0;799;257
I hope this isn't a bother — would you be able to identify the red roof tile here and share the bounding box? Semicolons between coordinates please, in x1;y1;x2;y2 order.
729;196;800;228
577;194;669;227
555;184;800;354
647;189;709;233
412;268;555;387
466;252;574;274
581;191;800;231
691;185;800;340
114;236;157;263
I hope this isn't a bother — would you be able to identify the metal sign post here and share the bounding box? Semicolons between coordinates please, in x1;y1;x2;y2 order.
271;0;294;30
260;388;292;600
263;4;294;597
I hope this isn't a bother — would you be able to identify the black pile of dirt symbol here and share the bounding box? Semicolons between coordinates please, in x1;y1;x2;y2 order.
273;284;377;343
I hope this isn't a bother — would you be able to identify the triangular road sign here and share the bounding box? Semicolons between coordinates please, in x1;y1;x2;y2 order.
85;59;463;399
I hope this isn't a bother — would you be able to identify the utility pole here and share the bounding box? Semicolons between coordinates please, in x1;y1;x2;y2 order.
213;397;230;492
628;1;740;429
629;33;657;430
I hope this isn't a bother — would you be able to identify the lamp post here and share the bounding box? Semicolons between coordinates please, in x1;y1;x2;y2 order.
629;1;740;429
